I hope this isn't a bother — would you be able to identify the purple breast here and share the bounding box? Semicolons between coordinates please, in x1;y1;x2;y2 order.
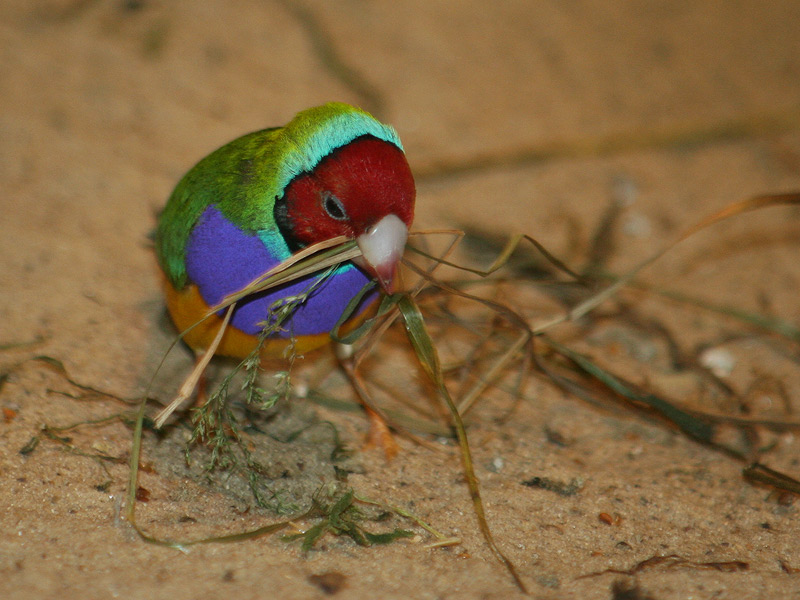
184;206;375;337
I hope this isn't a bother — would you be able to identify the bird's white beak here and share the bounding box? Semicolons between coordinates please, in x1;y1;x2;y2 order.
355;214;408;292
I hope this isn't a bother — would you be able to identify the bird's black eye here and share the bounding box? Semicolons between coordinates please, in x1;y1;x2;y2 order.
322;192;348;221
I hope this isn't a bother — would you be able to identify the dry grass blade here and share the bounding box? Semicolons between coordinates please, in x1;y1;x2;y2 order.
397;294;528;594
408;230;581;281
567;192;800;323
457;331;529;415
541;336;717;447
743;463;800;495
153;303;236;428
623;283;800;343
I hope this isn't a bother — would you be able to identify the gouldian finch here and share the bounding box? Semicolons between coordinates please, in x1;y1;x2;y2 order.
156;103;416;360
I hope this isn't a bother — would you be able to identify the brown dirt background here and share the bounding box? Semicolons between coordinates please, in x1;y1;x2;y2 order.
3;1;800;598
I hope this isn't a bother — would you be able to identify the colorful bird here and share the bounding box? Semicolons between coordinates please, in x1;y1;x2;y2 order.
155;103;416;361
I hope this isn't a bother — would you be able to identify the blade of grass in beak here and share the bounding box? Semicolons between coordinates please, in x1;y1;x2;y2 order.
209;237;360;314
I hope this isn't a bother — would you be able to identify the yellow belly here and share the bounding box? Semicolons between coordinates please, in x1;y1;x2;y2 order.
163;278;373;360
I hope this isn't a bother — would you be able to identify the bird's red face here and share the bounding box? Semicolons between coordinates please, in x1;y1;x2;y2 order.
277;136;416;289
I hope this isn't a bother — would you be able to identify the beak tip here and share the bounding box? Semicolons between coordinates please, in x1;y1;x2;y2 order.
356;214;408;294
377;269;397;294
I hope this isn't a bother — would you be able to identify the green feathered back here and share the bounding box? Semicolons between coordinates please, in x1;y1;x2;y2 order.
156;103;403;289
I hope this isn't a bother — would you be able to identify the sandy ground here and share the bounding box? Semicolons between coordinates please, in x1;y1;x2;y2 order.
3;1;800;598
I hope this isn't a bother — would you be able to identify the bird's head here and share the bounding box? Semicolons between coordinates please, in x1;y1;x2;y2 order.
275;135;415;291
